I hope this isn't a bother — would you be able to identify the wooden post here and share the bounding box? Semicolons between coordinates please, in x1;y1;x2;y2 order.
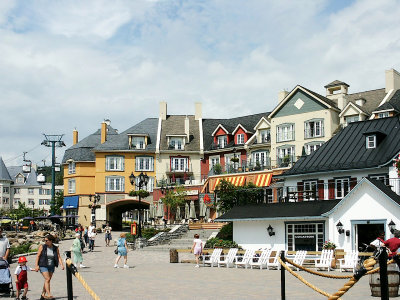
170;249;179;263
280;250;286;300
379;250;389;300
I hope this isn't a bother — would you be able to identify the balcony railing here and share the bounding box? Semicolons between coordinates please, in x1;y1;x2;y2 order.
166;163;193;174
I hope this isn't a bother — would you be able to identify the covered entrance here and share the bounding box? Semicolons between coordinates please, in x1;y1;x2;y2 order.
106;198;150;230
354;221;385;251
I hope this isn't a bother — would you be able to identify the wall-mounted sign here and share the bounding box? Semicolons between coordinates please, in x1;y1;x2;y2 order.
185;190;199;196
199;193;215;207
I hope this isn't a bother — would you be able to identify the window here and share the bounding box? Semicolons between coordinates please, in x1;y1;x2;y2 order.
209;156;220;170
276;124;294;142
68;179;76;194
171;157;189;172
345;115;359;125
3;197;9;204
236;134;244;144
68;161;76;174
252;151;269;167
3;187;9;194
286;223;324;251
28;188;34;195
106;156;124;171
105;176;125;192
287;186;297;202
14;188;20;194
303;181;317;201
304;143;323;155
217;135;228;148
304;119;324;139
135;176;154;192
277;146;295;162
169;138;184;150
259;129;271;143
39;199;50;205
14;198;20;205
131;136;146;149
369;174;388;185
28;199;35;206
378;112;389;118
335;178;350;199
135;156;154;171
16;176;24;184
366;135;376;149
225;153;241;170
39;188;51;195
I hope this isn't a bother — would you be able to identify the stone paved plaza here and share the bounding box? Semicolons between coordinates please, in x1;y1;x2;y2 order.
7;232;393;300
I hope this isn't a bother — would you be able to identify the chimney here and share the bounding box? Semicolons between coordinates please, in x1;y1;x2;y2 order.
72;129;78;145
101;122;107;144
385;69;400;93
278;90;289;103
159;101;167;120
337;95;348;110
185;116;190;141
195;102;202;120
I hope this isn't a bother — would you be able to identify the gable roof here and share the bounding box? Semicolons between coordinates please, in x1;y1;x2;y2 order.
93;118;158;152
0;157;12;181
282;116;400;177
372;89;400;114
232;124;252;135
211;124;230;136
346;88;387;115
203;112;269;151
62;125;118;163
339;102;368;118
7;166;40;186
269;85;339;118
253;117;270;131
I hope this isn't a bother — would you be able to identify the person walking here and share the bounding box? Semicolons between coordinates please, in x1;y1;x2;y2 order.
384;230;400;257
71;233;86;268
88;227;96;252
83;226;89;247
0;227;10;261
104;223;112;247
191;233;203;268
114;233;129;268
34;234;64;300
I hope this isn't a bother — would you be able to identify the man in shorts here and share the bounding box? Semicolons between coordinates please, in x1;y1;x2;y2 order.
0;227;10;261
104;223;112;247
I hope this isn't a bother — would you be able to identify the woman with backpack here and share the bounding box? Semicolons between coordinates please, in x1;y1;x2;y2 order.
114;233;129;268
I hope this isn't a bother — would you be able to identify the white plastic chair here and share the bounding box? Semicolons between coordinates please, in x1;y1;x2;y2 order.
217;248;238;268
338;250;359;272
267;250;287;270
287;250;307;271
235;249;255;269
315;249;334;272
202;248;223;267
249;249;272;270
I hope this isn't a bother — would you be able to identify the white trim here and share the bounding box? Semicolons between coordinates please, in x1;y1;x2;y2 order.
369;89;395;120
232;124;250;135
245;133;257;146
217;216;326;222
268;85;340;118
338;102;367;118
253;117;271;131
156;117;162;153
166;134;187;137
372;108;395;114
211;124;230;136
199;117;204;154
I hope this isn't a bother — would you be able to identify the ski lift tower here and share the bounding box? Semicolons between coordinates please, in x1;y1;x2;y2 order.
41;134;66;215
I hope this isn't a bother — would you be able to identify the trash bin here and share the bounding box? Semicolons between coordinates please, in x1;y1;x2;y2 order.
370;262;399;297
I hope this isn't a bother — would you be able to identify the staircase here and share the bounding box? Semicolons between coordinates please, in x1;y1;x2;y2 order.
138;228;218;252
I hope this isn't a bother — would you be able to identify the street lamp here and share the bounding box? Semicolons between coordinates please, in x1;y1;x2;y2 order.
89;194;101;225
129;172;149;238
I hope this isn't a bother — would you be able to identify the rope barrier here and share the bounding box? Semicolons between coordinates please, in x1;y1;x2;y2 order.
66;258;101;300
284;258;353;279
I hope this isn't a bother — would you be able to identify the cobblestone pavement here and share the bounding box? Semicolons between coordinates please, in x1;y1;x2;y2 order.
8;233;391;300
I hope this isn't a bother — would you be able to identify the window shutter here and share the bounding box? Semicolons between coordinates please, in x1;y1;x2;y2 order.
350;177;357;189
122;157;125;171
151;157;154;171
328;179;335;200
297;182;303;202
318;180;324;200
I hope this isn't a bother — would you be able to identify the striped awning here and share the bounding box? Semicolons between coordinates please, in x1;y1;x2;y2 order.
213;176;246;190
253;173;272;187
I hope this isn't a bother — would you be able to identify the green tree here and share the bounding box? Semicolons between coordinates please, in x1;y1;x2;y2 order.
162;185;186;217
53;190;64;215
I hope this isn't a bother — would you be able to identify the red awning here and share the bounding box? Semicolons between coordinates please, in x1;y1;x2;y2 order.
213;176;246;190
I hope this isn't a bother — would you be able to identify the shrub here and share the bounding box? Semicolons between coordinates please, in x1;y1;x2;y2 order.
216;223;233;241
9;243;34;258
204;237;238;249
125;233;136;243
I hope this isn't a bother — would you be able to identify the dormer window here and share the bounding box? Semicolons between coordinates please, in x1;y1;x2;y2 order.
378;112;389;118
259;129;270;143
366;135;376;149
169;137;184;150
132;136;146;149
236;134;244;144
16;175;24;184
217;135;228;148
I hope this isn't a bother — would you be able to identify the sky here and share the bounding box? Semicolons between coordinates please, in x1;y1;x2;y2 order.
1;0;400;167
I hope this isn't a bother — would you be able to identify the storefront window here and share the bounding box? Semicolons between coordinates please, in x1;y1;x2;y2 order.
286;222;324;251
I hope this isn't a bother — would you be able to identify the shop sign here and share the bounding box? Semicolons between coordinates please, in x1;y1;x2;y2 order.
199;193;215;207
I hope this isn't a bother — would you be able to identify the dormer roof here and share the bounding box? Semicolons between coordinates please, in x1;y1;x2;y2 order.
253;117;271;131
232;124;252;135
0;157;12;181
211;124;230;136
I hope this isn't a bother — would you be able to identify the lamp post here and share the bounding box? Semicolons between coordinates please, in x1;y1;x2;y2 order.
129;172;149;238
41;134;65;215
89;194;101;225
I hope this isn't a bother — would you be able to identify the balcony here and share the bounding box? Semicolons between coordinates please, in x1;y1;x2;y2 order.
166;163;193;174
208;159;272;176
209;141;236;150
277;155;296;168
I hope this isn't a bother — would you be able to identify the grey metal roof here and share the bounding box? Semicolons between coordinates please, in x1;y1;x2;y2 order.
346;88;387;115
202;112;269;151
373;89;400;113
0;157;12;181
282;116;400;176
94;118;158;152
62;125;118;163
160;115;200;151
7;166;40;186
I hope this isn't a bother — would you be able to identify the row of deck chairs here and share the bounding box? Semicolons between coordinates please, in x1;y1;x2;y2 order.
202;248;359;272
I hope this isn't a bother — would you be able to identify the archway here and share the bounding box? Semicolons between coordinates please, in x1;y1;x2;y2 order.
106;198;150;230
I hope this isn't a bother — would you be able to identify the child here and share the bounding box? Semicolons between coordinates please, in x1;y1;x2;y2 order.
14;256;34;300
191;234;203;268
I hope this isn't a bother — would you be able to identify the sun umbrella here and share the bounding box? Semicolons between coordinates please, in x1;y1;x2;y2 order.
175;206;181;220
149;203;154;220
0;219;12;224
156;200;164;218
49;215;63;218
199;199;206;217
184;202;190;220
189;200;196;219
205;207;210;221
22;217;34;220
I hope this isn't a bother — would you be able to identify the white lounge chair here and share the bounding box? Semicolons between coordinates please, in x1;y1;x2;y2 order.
338;250;359;272
203;248;223;267
217;248;238;268
235;249;255;269
287;250;307;271
315;249;334;272
249;249;272;270
267;250;287;270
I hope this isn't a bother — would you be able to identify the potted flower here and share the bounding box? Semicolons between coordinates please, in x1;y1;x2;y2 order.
230;157;239;163
323;240;336;250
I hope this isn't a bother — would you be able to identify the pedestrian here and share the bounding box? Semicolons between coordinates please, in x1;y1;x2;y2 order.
114;233;129;268
0;227;10;261
104;223;112;247
34;234;64;300
71;233;86;268
370;232;385;250
88;227;96;252
191;233;203;268
83;226;89;247
384;230;400;257
14;256;34;300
